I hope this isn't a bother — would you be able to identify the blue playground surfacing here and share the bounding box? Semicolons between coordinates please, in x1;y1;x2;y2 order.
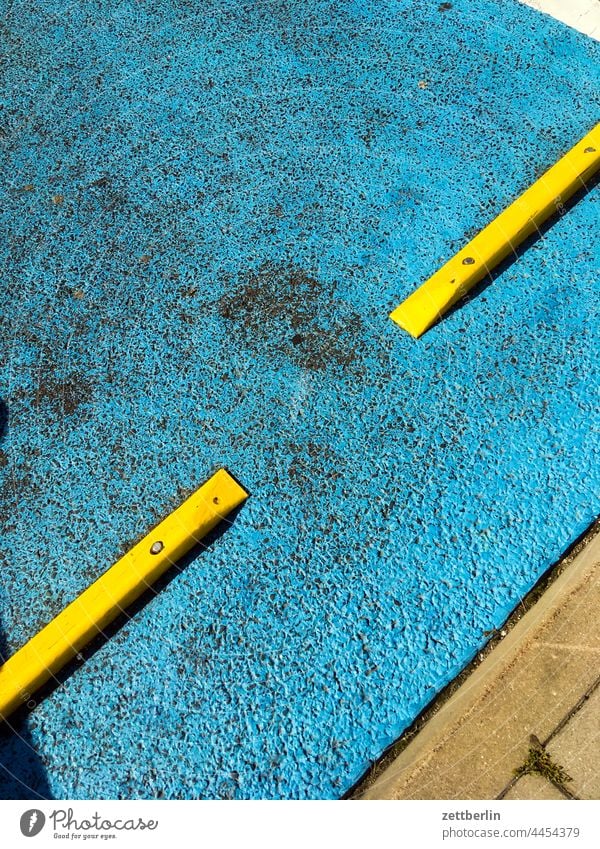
0;0;599;799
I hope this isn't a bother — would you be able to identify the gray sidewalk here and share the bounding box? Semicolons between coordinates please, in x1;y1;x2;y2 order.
358;527;600;800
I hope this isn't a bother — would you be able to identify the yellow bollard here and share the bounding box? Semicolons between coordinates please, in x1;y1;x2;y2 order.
390;122;600;338
0;468;248;720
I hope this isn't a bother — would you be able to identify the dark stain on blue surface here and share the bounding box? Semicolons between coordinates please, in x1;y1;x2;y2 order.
218;262;365;372
33;374;94;418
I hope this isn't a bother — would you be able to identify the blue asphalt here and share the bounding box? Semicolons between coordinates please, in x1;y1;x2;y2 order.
0;0;598;799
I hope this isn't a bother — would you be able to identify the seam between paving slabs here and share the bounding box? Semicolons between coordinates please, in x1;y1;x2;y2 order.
498;673;600;800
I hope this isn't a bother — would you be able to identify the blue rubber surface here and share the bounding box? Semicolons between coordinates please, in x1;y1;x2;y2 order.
0;0;599;799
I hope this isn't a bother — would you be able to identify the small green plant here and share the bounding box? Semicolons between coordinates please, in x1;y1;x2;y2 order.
514;746;572;786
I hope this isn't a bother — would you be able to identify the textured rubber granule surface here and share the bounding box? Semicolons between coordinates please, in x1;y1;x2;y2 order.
0;0;598;798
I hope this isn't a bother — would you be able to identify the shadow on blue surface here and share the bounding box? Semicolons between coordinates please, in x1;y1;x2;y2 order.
0;399;52;800
0;634;54;800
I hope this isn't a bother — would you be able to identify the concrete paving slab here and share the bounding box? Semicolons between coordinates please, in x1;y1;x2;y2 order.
359;530;600;799
547;685;600;800
521;0;600;40
503;774;566;800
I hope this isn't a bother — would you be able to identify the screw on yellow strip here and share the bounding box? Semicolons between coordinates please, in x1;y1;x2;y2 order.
0;468;248;721
390;121;600;338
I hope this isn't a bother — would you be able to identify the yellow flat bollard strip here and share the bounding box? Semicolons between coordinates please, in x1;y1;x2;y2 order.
0;468;248;720
390;122;600;338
